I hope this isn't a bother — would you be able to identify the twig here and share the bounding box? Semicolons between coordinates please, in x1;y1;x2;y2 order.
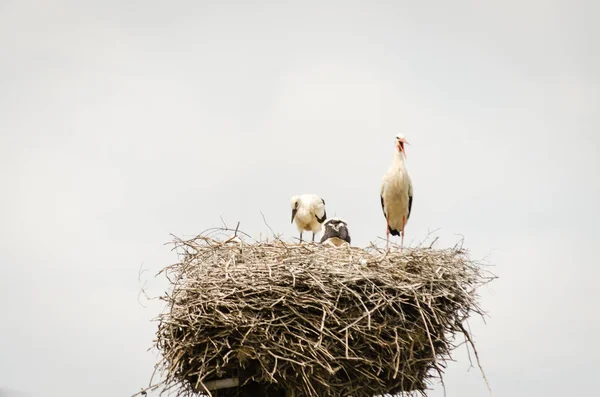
459;322;493;397
137;263;154;308
131;383;160;397
260;211;277;238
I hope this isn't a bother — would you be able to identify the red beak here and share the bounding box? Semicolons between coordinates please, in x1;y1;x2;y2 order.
397;139;409;158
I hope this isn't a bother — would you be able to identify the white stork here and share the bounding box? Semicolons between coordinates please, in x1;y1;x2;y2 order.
320;218;351;247
290;194;327;243
380;133;413;251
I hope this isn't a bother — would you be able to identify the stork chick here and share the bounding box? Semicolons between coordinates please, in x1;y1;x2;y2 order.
320;218;351;247
290;194;327;243
380;133;413;251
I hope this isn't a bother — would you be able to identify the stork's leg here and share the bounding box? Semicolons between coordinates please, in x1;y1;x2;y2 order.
299;231;303;244
312;232;315;242
386;231;390;252
400;216;406;252
385;221;390;252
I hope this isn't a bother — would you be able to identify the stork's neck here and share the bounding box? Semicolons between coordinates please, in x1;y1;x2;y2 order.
392;149;406;167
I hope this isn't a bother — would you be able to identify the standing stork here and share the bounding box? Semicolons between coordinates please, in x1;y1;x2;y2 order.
290;194;327;243
380;133;413;251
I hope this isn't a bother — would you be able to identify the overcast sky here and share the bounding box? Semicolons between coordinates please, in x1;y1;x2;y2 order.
1;1;598;396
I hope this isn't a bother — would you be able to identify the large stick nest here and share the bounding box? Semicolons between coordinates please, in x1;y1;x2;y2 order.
151;229;494;397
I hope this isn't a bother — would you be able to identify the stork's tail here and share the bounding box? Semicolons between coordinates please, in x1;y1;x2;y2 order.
388;226;401;237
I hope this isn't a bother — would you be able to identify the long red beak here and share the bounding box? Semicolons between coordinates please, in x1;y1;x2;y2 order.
397;139;409;158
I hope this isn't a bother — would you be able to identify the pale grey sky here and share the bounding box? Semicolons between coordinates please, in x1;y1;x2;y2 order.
0;1;598;396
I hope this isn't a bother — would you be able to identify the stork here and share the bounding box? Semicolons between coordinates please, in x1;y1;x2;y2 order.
290;194;327;243
320;218;351;247
380;133;413;251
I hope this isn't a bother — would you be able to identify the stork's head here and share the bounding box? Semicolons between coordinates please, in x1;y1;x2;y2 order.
395;133;409;158
290;195;300;209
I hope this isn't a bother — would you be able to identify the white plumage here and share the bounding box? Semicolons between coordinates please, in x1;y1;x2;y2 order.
290;194;327;243
380;133;413;251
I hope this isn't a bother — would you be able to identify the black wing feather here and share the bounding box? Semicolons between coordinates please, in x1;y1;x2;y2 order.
319;227;334;243
315;211;327;223
338;225;351;244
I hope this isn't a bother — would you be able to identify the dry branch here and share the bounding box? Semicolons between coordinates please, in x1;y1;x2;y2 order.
148;228;495;397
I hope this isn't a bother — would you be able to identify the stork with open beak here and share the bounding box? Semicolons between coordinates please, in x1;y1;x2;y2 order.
290;194;327;243
380;134;413;251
